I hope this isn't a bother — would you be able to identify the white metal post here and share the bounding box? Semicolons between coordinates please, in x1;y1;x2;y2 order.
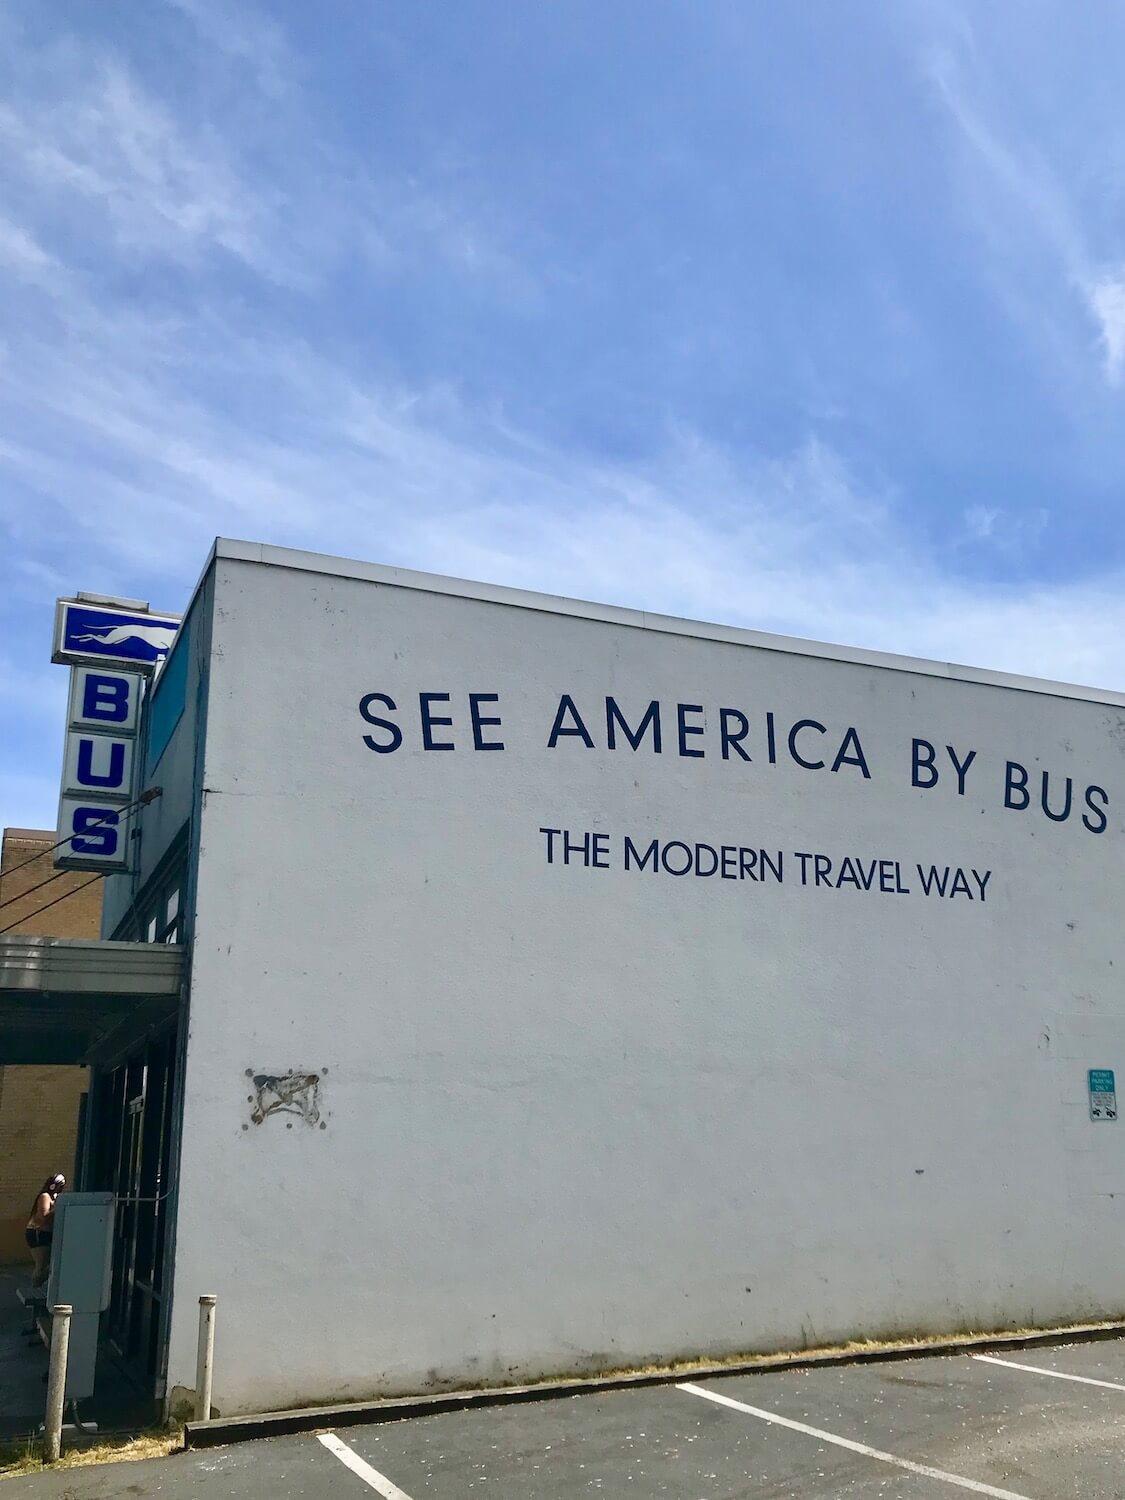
195;1295;217;1422
43;1304;72;1463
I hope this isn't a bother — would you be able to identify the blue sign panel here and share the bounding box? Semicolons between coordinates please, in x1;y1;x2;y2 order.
53;600;180;672
57;796;132;871
67;667;141;733
61;733;135;799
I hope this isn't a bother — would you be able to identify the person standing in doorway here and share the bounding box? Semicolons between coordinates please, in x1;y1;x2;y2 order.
25;1174;65;1288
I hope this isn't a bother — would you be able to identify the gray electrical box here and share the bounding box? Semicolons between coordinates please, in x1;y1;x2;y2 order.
45;1191;115;1401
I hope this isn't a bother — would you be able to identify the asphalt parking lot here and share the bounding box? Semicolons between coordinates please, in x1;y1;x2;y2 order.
10;1337;1125;1498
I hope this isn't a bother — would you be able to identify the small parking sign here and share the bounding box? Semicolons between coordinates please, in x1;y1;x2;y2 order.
1089;1069;1117;1121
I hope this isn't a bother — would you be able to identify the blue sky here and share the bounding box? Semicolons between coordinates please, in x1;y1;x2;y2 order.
3;1;1125;831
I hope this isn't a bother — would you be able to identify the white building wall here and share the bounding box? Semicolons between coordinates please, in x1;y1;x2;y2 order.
166;543;1125;1415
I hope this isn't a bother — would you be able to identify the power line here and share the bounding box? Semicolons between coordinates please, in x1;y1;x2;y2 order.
0;787;164;919
0;863;83;916
0;787;162;889
0;874;103;937
0;819;115;883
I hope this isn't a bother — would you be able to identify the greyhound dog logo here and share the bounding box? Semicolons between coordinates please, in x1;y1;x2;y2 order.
72;622;177;656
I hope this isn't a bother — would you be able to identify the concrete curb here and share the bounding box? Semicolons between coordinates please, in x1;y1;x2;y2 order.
182;1319;1125;1450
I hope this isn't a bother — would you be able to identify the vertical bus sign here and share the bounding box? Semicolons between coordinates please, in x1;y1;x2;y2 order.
52;596;179;873
56;666;144;872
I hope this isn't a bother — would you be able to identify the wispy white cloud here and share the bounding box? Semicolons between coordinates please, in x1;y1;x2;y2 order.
3;282;1123;694
958;503;1048;558
963;505;997;542
5;0;1125;835
0;63;297;280
163;0;292;98
0;11;1099;646
0;10;531;305
1085;269;1125;384
926;28;1125;397
0;215;57;281
928;48;1082;268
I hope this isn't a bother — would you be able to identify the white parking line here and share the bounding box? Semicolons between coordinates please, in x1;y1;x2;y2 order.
678;1381;1034;1500
317;1432;415;1499
972;1352;1125;1391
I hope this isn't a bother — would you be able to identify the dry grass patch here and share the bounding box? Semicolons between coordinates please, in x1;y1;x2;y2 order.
610;1319;1125;1382
0;1427;181;1480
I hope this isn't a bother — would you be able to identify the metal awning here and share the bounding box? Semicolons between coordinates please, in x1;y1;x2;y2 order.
0;936;184;1065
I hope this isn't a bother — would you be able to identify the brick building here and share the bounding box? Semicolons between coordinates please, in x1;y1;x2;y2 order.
0;828;102;1262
